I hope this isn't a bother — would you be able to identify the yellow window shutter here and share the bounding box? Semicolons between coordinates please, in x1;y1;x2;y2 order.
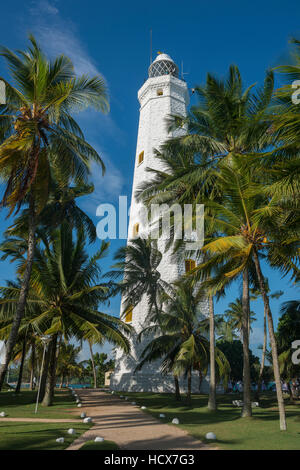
125;306;133;323
138;151;144;164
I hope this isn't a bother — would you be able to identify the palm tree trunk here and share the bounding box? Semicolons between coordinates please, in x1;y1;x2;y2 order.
256;307;267;400
174;374;181;401
39;343;51;402
42;334;58;407
0;196;36;391
59;375;65;389
241;269;252;417
15;337;27;394
187;367;192;404
199;370;203;393
208;295;217;411
29;343;36;391
252;249;287;431
88;340;97;389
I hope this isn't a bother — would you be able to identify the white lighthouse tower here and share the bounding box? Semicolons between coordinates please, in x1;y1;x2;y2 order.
111;53;209;392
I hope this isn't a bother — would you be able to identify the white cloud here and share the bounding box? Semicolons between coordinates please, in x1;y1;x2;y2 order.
28;0;102;77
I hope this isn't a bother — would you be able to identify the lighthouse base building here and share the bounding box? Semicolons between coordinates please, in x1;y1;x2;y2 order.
110;53;212;393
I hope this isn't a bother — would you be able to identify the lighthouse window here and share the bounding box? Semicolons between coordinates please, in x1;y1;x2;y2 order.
185;259;196;273
157;89;163;96
133;223;139;237
125;306;133;323
138;151;144;165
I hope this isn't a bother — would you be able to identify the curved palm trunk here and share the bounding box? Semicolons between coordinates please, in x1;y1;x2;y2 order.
174;374;181;401
88;341;97;389
39;343;51;402
208;295;217;411
256;307;267;401
42;334;58;407
252;249;287;431
0;197;36;391
241;269;252;417
29;343;36;391
15;337;27;394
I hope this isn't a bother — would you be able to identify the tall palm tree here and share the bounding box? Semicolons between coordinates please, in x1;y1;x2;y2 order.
225;298;256;339
0;224;131;405
0;35;109;389
194;154;294;430
250;282;283;399
56;343;81;388
109;237;170;317
136;281;230;403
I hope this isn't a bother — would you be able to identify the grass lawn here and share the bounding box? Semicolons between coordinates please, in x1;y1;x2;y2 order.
80;440;119;450
0;389;80;419
114;391;300;450
0;421;91;450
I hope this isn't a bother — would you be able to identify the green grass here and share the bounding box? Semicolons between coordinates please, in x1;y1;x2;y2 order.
115;391;300;450
0;389;80;419
80;440;119;450
0;421;91;450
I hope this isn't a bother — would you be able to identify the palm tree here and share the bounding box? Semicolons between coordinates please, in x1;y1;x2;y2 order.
6;180;97;243
0;35;109;389
250;282;283;399
56;343;81;388
136;281;230;404
109;237;170;318
225;298;256;339
0;224;131;405
194;154;293;429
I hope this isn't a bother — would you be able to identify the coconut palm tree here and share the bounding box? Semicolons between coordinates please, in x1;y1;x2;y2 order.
56;343;82;388
108;237;171;318
193;154;295;430
136;280;230;404
0;223;131;405
250;282;283;399
225;298;256;339
0;35;109;389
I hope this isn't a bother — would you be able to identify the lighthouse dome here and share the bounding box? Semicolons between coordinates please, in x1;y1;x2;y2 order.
148;53;179;78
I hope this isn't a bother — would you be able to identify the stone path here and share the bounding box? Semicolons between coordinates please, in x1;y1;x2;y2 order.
67;389;215;450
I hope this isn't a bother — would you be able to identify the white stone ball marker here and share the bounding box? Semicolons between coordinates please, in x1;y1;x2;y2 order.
172;418;179;424
67;428;76;435
83;417;92;424
56;437;64;443
206;432;216;440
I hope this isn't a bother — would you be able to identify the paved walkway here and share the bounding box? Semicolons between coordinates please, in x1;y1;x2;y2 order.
67;389;215;450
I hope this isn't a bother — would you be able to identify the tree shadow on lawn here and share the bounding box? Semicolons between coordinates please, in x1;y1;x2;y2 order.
0;389;73;408
0;423;86;450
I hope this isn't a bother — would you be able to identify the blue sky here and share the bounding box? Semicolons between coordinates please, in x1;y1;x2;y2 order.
0;0;298;361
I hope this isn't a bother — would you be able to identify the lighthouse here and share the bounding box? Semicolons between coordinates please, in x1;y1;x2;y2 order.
111;53;210;392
